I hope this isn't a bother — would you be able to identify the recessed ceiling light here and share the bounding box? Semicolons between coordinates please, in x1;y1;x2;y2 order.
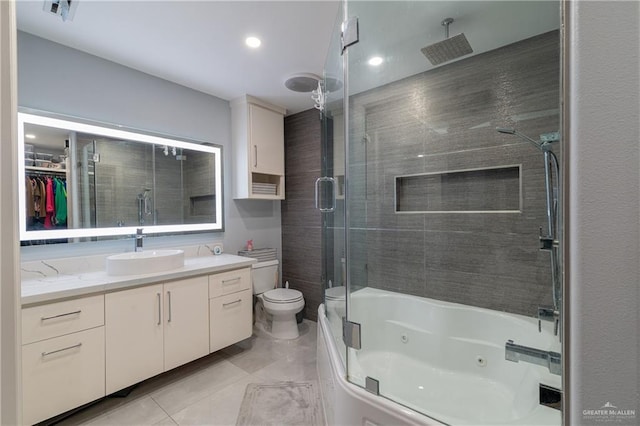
25;134;36;139
368;56;383;66
245;36;261;48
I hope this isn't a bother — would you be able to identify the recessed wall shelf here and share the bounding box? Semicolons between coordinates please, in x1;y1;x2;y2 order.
395;165;522;214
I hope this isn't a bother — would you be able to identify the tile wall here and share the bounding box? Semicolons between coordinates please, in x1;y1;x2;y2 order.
348;31;560;316
282;30;560;318
281;109;323;321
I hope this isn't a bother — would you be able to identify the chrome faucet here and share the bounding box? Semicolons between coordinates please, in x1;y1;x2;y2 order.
505;340;562;376
135;228;144;252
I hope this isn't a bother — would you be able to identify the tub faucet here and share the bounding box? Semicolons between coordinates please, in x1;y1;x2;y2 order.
505;340;562;376
135;228;144;252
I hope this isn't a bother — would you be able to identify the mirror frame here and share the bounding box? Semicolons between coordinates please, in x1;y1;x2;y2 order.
18;110;224;241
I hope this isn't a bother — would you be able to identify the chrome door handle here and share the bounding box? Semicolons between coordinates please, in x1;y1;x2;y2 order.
41;310;81;321
254;145;258;168
42;342;82;357
157;293;161;325
315;177;337;213
167;291;172;323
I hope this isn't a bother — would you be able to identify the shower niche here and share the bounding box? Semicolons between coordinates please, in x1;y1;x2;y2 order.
18;110;223;242
395;165;522;213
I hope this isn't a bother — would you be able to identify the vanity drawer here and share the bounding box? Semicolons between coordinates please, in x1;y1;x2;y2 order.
209;267;251;298
22;326;105;425
209;289;253;352
22;295;105;345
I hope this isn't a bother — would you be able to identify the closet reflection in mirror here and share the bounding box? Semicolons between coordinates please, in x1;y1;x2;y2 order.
19;112;223;242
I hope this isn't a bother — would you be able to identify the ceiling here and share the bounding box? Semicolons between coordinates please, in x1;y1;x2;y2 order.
16;0;341;115
16;1;560;116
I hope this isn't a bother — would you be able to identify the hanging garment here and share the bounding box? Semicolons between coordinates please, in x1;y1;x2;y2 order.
54;178;67;225
32;178;41;217
44;178;54;229
26;177;35;217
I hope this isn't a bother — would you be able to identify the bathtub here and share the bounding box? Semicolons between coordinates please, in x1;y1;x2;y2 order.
317;287;561;425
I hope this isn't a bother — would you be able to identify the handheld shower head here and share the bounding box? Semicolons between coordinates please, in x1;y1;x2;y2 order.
496;127;516;135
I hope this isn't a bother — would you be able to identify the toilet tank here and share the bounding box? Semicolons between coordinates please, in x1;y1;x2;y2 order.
251;259;279;294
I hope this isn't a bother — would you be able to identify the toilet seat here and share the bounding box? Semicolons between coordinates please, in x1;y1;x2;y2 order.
263;288;303;304
325;286;345;301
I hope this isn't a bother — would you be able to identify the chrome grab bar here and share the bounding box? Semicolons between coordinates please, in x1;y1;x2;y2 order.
42;342;82;357
41;310;81;321
315;177;336;213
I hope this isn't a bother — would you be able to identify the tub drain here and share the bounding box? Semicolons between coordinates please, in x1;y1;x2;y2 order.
476;356;487;367
400;334;409;343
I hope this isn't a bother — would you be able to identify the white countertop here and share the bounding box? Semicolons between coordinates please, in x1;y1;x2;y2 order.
22;253;257;306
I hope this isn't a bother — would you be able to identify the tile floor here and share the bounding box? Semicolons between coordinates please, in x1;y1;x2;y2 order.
49;320;320;426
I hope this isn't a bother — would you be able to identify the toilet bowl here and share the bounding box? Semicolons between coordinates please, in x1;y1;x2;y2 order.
252;260;305;339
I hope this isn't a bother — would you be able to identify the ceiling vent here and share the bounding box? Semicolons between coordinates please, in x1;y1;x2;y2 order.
43;0;78;22
284;73;321;93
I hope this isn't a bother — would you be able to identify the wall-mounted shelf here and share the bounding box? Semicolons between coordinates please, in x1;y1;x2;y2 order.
25;166;67;174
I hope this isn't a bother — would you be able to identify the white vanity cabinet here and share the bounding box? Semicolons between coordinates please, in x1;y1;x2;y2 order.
22;295;105;425
21;257;255;424
231;95;287;200
209;267;253;353
105;276;209;394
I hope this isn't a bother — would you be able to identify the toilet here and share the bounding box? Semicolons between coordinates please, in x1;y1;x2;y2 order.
252;260;305;339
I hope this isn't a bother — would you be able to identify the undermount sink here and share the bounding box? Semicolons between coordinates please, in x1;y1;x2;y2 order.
106;249;185;276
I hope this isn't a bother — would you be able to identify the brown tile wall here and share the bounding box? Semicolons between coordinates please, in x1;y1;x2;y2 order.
282;109;323;321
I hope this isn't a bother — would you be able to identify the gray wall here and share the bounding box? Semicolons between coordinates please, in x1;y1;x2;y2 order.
282;109;322;320
346;31;559;316
17;31;281;260
567;1;639;424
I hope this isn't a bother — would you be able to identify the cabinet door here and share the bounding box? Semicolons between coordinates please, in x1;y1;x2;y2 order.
249;103;284;175
164;276;209;371
210;289;253;353
22;327;105;425
105;284;164;395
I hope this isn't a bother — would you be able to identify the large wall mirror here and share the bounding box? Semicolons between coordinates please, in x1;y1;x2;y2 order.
18;110;223;242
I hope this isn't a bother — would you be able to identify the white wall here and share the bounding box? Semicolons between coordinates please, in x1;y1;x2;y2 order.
17;31;282;263
0;2;20;423
567;1;639;424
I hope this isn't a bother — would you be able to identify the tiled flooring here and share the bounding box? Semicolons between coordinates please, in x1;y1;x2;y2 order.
52;320;319;426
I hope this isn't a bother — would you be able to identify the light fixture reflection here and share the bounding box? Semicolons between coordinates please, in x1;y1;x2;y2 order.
368;56;383;66
245;36;261;48
25;134;36;139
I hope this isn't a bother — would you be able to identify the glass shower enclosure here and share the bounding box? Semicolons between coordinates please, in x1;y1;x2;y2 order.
320;1;563;424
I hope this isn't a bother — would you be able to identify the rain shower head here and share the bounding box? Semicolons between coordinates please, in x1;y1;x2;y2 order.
421;18;473;66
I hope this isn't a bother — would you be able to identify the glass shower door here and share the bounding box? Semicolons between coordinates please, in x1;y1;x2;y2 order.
337;1;562;424
320;3;347;361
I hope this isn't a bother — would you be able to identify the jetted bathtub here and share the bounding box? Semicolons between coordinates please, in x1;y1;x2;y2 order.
317;287;561;425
